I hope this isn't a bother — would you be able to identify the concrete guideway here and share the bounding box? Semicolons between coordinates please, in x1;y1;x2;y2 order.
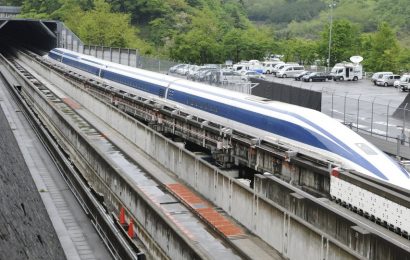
0;70;111;259
27;59;280;259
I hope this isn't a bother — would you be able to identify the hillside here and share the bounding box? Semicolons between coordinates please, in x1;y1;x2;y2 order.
243;0;410;45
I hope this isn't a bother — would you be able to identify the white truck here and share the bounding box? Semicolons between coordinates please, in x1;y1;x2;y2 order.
330;56;363;81
233;60;264;74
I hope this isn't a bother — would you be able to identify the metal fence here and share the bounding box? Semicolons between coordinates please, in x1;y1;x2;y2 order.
321;89;410;145
73;44;179;73
137;55;178;74
0;6;21;18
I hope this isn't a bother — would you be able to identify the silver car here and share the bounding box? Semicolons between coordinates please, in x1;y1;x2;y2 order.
241;71;265;81
376;74;401;87
371;71;393;85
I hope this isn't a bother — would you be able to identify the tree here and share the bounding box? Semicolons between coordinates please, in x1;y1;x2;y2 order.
169;8;223;63
279;38;318;65
364;22;400;72
62;0;152;53
398;48;410;72
0;0;23;6
223;27;275;63
318;19;360;67
20;0;62;18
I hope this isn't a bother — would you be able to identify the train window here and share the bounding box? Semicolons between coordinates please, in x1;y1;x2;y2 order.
355;143;377;155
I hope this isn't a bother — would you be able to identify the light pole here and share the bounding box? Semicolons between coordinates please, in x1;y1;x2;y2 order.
327;0;336;72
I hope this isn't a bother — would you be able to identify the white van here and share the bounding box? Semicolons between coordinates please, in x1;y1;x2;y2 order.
262;61;284;74
233;61;264;74
272;63;290;76
276;65;305;78
376;74;401;87
371;72;393;85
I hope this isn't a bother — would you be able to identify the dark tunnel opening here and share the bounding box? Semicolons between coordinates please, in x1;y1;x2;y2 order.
0;19;59;53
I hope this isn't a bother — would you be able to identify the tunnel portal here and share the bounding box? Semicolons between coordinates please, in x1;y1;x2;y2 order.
0;19;62;52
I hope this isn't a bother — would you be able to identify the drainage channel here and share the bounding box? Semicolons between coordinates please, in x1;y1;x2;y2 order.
4;52;246;259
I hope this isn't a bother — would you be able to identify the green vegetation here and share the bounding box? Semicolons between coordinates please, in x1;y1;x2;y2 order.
0;0;409;72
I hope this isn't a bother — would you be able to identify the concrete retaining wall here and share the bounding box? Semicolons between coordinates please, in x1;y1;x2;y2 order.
0;72;65;259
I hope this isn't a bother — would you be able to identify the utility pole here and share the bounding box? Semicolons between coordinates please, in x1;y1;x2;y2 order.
327;0;336;72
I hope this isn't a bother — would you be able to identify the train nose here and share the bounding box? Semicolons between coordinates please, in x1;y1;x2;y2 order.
386;164;410;190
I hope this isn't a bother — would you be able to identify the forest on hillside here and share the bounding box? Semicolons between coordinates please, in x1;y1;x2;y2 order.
243;0;410;43
0;0;409;72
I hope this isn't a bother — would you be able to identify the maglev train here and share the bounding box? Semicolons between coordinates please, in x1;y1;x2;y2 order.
48;48;410;191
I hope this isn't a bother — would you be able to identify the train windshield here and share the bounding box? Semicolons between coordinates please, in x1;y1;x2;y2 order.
355;143;377;155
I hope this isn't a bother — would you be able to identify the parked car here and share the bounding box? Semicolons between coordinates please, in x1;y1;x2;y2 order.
272;63;299;76
272;63;288;76
215;70;240;84
186;65;200;80
203;64;220;69
394;74;409;88
241;71;265;81
302;72;329;82
277;65;305;78
399;75;410;91
175;64;190;75
294;71;311;81
192;67;210;81
371;72;393;85
376;74;401;87
195;68;218;82
261;61;284;74
169;64;186;74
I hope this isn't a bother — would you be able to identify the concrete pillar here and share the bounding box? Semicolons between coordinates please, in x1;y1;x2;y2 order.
350;226;371;258
119;48;121;64
128;48;130;66
135;49;139;67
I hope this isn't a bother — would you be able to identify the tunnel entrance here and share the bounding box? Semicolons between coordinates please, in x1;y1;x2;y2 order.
0;19;60;52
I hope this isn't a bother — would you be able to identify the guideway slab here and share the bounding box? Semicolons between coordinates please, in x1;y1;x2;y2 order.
71;104;282;260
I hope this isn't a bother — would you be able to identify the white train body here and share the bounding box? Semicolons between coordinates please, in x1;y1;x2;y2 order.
48;48;410;233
